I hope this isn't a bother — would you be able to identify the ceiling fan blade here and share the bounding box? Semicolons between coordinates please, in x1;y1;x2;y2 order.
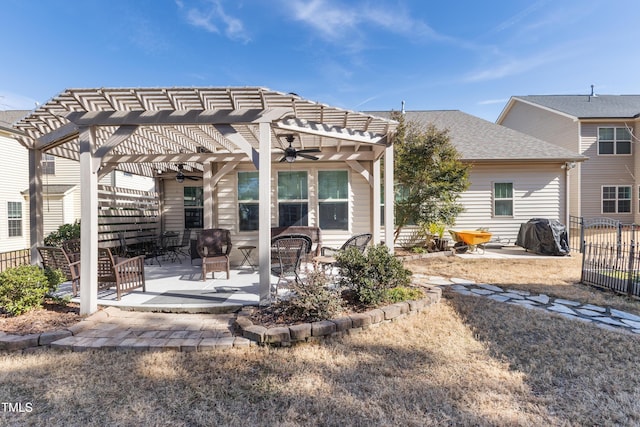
186;176;200;180
279;156;288;162
298;148;321;154
298;153;319;161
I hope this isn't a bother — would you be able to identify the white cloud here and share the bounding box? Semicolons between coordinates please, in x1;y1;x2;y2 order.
179;0;250;43
287;0;439;44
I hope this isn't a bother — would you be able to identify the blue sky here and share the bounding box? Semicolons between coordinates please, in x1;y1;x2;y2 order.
1;0;639;121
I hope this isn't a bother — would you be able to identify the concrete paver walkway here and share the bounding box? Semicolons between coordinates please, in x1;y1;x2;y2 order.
420;274;640;334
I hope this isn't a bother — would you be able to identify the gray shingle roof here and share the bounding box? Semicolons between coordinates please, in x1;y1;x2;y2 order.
0;110;30;133
514;95;640;119
370;110;585;162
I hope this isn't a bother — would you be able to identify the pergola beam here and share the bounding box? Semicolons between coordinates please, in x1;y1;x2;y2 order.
65;108;293;127
275;118;387;145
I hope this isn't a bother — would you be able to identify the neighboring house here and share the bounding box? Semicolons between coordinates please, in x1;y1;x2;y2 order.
0;109;155;250
497;94;640;222
373;110;586;242
0;110;30;252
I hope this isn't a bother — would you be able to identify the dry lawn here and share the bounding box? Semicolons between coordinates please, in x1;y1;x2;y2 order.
1;254;640;426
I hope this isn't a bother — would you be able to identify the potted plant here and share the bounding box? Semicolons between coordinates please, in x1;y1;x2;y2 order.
428;222;448;251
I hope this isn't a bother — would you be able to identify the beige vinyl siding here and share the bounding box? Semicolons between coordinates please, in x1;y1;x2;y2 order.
580;122;635;222
162;161;373;265
453;163;565;242
0;134;29;251
500;101;580;152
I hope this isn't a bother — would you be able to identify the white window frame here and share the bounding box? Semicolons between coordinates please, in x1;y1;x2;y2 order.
602;185;631;214
237;171;259;232
277;170;309;227
493;182;514;218
7;201;22;237
42;153;56;175
317;169;350;231
597;126;632;156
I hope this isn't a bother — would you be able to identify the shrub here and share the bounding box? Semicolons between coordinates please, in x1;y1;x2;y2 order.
44;267;66;294
44;221;80;247
277;271;344;322
383;286;425;303
0;265;52;316
336;245;412;306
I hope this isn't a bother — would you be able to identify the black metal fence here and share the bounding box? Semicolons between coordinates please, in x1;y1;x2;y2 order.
582;241;640;298
569;215;638;253
0;248;31;273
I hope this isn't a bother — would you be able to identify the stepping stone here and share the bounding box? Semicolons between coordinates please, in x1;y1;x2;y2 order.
554;298;581;307
620;319;640;329
470;288;495;296
548;304;576;316
476;284;504;292
610;309;640;322
576;308;605;317
487;294;511;303
592;317;627;327
632;329;640;335
451;277;475;285
527;294;550;304
451;284;469;291
453;289;475;296
581;304;606;313
509;289;531;296
428;277;454;286
500;292;524;300
508;300;542;310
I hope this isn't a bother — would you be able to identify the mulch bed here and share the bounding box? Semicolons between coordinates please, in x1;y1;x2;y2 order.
0;300;81;335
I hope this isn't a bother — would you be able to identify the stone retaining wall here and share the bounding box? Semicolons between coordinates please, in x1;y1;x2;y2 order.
234;287;442;347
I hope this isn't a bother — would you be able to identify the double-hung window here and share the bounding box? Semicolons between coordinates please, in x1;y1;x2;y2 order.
278;171;308;226
7;201;22;237
598;127;632;155
602;185;631;213
238;171;259;231
493;182;513;217
318;170;348;230
184;186;204;229
42;153;55;175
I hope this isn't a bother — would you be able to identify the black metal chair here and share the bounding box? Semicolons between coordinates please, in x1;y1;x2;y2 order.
321;233;372;256
270;235;310;299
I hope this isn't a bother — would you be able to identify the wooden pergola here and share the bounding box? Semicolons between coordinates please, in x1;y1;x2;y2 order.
14;87;398;315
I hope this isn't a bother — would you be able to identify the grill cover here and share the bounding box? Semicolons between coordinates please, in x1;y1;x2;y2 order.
515;218;570;256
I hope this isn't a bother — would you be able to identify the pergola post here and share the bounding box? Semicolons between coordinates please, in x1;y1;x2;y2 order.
372;158;381;246
258;121;271;305
203;161;214;228
27;149;43;264
384;143;394;253
79;126;99;315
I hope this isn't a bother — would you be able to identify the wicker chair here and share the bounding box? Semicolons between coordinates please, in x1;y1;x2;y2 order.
197;228;232;280
321;233;372;256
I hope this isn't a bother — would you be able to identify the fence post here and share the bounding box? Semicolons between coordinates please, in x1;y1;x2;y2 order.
627;240;635;296
579;217;585;253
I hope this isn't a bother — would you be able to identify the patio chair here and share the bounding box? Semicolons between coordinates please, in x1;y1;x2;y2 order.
37;246;80;296
197;228;232;280
171;229;192;261
321;233;372;256
270;236;310;299
61;239;81;262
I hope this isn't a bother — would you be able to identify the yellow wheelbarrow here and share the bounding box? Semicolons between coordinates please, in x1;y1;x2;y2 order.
449;230;493;254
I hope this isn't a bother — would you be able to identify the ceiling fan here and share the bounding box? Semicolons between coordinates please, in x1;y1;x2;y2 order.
175;164;201;183
279;134;320;162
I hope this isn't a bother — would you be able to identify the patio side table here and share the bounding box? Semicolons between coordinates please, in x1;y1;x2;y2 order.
238;245;257;269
